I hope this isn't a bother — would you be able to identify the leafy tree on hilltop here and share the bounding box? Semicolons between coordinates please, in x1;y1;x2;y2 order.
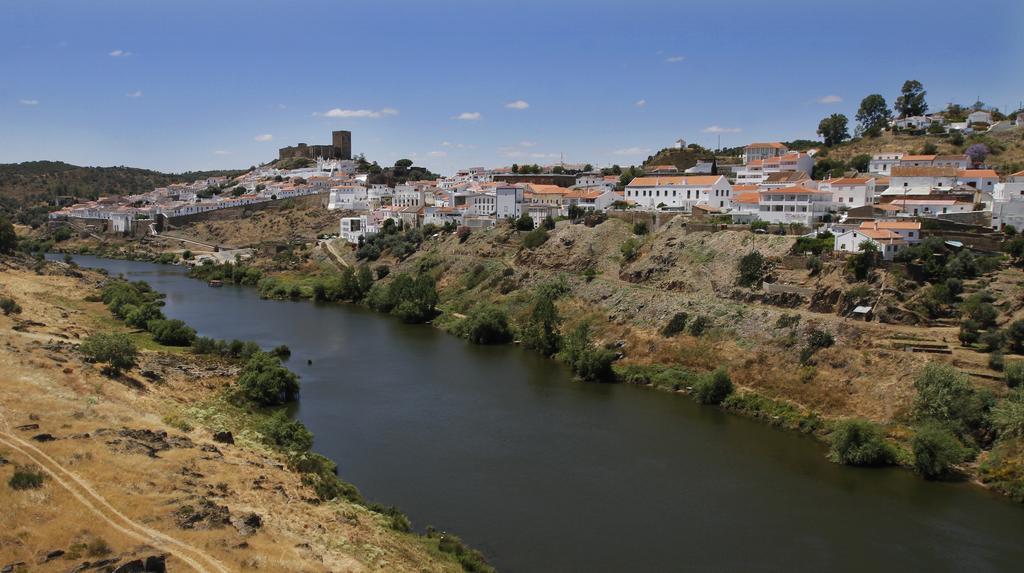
238;352;300;406
895;80;928;117
817;114;849;146
856;94;892;137
79;333;138;375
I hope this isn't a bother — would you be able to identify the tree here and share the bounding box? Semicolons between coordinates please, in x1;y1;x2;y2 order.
258;410;313;452
0;297;22;316
856;94;892;136
458;304;514;345
560;322;616;382
521;285;563;356
394;159;414;169
583;164;593;171
817;114;849;146
828;419;895;466
1005;320;1024;354
921;142;938;155
966;143;989;165
237;352;300;406
692;368;734;405
912;363;988;440
849;154;871;173
992;388;1024;439
511;163;520;174
912;422;966;479
514;213;535;231
0;217;16;254
737;251;765;287
147;318;197;346
895;80;928;118
79;333;138;375
1005;361;1024;389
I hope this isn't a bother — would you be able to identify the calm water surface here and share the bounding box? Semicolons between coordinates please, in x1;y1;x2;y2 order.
61;255;1024;572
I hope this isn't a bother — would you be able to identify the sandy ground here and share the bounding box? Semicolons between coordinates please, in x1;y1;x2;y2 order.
0;260;461;573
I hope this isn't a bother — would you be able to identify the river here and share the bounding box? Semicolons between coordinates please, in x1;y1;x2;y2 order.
58;255;1024;572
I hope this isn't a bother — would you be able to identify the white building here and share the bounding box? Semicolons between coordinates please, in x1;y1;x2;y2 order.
820;177;876;209
743;142;788;164
757;185;834;225
886;198;974;217
495;186;525;219
869;153;903;176
967;110;993;125
340;215;378;244
327;184;368;210
624;175;732;211
957;169;999;193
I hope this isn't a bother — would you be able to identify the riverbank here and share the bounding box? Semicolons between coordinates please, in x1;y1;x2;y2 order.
0;254;479;572
161;218;1024;502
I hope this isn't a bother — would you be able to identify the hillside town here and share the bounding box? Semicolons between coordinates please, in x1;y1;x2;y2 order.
48;105;1024;264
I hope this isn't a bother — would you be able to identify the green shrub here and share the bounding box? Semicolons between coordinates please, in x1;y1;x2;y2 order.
560;322;616;382
367;273;438;324
806;255;822;275
0;296;22;316
775;314;800;329
520;292;562;357
912;363;990;442
122;302;164;329
1005;361;1024;388
691;368;734;405
79;333;138;374
828;419;894;466
1006;320;1024;354
522;228;549;249
737;251;765;287
514;213;535;231
271;344;291;360
633;221;649;235
620;237;641;261
688;315;710;337
8;465;45;490
147;318;196;346
0;217;16;253
959;320;981;346
258;410;313;452
990;351;1005;372
237;352;300;406
660;312;689;337
191;336;219;355
912;422;968;479
992;388;1024;439
807;329;835;349
457;304;514;345
980;329;1005;353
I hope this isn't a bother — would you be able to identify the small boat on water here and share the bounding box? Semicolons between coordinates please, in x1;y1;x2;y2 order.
207;279;223;287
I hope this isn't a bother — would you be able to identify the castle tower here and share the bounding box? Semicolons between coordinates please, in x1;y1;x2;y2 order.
332;130;352;160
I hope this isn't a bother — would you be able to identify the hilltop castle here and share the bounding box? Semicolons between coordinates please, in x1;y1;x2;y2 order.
279;130;352;160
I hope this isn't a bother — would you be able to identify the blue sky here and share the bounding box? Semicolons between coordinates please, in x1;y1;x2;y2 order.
2;0;1021;175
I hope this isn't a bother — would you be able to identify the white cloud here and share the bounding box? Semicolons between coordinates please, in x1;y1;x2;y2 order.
253;134;274;142
519;140;538;147
454;111;482;121
277;103;288;109
665;55;685;63
816;95;843;104
612;147;650;156
126;90;143;98
108;49;132;57
505;100;529;110
18;99;39;106
427;151;448;158
442;141;474;149
702;125;742;133
635;99;647;108
213;150;232;156
530;152;558;159
316;107;398;119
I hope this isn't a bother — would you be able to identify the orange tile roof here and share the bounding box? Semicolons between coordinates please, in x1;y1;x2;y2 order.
758;185;832;195
859;220;921;231
734;191;759;204
828;177;872;185
901;155;938;161
745;142;787;149
1011;170;1024;177
626;175;724;186
958;169;998;178
859;228;904;241
891;166;958;177
733;184;759;192
527;184;568;195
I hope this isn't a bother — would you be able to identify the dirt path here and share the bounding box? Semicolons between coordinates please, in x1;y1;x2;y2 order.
323;238;350;268
0;412;230;573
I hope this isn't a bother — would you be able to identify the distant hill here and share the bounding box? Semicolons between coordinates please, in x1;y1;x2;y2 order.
0;161;244;227
642;147;715;171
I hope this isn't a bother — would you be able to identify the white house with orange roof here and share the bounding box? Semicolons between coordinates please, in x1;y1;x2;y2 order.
743;142;788;164
757;185;834;225
820;177;876;209
624;175;732;211
886;198;974;217
730;185;760;221
869;153;903;175
735;151;813;185
957;169;999;193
